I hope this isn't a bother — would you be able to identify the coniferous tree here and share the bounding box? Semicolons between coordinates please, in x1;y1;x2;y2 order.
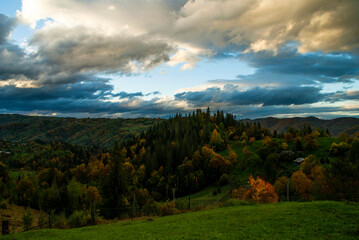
102;142;129;218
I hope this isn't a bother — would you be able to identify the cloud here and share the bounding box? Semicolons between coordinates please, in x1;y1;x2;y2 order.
0;82;182;116
330;90;359;102
227;105;359;119
115;91;143;99
173;0;359;53
0;14;17;44
238;46;359;83
146;91;161;96
0;0;358;119
0;11;181;117
17;0;359;71
175;84;328;107
32;26;173;75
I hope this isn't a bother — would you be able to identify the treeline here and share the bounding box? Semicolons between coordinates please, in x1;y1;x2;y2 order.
233;126;359;202
0;115;155;148
0;109;270;221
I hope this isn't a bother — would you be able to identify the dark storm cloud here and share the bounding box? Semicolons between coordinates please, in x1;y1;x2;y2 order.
0;14;17;44
0;43;42;80
0;79;113;102
0;83;181;115
0;15;40;81
238;46;359;83
175;85;327;107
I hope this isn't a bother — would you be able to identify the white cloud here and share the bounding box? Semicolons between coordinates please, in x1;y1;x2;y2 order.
15;0;359;77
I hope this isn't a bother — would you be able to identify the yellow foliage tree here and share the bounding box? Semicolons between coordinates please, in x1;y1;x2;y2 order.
300;155;319;176
228;151;238;165
291;170;312;200
210;129;224;150
209;153;231;173
310;166;326;196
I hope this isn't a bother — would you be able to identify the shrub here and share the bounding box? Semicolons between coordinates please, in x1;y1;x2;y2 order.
68;210;89;228
159;200;179;216
231;187;247;199
37;211;47;228
54;212;67;229
143;199;160;216
22;211;33;231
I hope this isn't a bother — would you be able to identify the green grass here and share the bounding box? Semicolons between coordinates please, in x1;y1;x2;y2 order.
9;170;33;179
226;140;261;186
4;201;359;240
175;185;231;209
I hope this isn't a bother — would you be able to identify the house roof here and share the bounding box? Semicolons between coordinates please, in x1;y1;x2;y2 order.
293;158;305;163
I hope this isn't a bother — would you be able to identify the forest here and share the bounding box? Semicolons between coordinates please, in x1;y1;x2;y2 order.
0;109;359;230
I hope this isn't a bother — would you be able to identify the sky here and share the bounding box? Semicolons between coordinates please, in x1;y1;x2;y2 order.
0;0;358;119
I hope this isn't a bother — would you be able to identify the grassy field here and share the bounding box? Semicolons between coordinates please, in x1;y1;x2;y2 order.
3;201;359;240
175;185;231;209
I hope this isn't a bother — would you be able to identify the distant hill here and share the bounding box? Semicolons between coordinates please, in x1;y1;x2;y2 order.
243;116;359;136
0;114;156;148
340;124;359;137
1;114;359;148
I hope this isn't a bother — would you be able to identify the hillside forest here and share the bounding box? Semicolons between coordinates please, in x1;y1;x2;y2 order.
0;109;359;228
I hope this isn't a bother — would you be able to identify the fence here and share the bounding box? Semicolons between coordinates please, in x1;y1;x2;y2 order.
1;219;45;236
3;191;359;236
1;214;94;236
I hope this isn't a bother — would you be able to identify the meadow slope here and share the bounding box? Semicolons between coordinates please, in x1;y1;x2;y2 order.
3;201;359;240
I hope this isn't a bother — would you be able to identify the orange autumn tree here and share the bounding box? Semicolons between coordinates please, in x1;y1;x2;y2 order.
244;175;278;203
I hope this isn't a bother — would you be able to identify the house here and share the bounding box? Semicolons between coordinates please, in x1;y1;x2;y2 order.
293;157;305;165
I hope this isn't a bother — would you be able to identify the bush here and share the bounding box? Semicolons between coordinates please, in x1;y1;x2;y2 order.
232;187;247;200
143;199;160;216
68;210;89;228
159;200;179;216
37;211;47;228
22;211;33;231
54;212;67;229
